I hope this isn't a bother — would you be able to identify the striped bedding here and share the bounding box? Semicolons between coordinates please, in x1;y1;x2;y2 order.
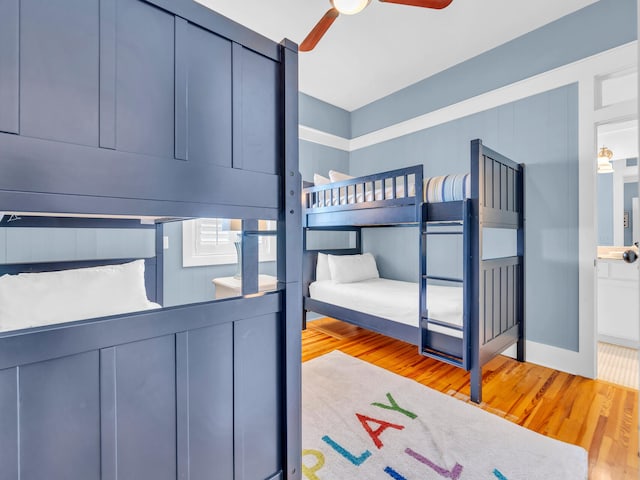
311;173;470;207
423;173;471;203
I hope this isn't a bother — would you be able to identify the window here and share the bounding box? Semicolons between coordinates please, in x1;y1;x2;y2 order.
182;218;276;267
596;68;638;109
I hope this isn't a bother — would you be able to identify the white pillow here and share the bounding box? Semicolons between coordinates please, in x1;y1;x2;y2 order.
327;253;379;284
313;173;330;186
328;170;353;183
315;253;331;282
0;260;153;331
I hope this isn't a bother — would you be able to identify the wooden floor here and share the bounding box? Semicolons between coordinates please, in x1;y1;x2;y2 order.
302;318;639;480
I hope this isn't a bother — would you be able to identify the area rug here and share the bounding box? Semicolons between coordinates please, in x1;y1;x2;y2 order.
302;350;587;480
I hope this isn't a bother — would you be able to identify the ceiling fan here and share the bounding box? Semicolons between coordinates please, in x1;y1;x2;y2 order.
300;0;454;52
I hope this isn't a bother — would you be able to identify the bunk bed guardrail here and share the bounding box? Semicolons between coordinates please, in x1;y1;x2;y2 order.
303;165;423;227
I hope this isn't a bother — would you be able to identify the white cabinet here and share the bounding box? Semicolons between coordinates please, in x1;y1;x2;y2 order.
212;274;278;299
597;259;639;347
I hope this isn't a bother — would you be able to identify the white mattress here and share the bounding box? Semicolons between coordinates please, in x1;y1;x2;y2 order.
309;278;463;337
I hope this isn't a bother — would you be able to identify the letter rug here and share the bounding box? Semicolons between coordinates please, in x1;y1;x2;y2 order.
302;350;587;479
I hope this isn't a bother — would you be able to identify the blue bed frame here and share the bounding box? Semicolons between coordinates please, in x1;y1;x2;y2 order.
0;1;301;478
303;139;525;404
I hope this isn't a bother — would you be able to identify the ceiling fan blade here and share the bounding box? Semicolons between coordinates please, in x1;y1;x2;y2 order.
300;8;339;52
378;0;453;9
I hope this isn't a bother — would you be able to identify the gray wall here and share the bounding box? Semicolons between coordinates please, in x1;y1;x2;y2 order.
162;221;224;307
0;227;154;264
624;181;638;246
162;221;277;307
350;0;637;136
300;92;350;138
298;97;350;322
598;173;614;246
299;139;349;183
352;85;579;351
299;93;350;183
362;227;517;284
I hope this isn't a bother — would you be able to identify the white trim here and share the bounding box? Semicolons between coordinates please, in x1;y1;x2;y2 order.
299;125;351;152
182;219;238;267
300;42;637;155
531;340;592;375
595;68;638;110
593;99;637;124
502;340;592;377
182;219;277;268
612;160;639;245
577;72;598;380
598;334;640;350
299;41;638;377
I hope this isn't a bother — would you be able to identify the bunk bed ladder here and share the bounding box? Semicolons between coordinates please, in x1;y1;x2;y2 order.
418;200;471;370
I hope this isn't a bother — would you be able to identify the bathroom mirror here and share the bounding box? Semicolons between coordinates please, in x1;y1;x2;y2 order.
596;119;638;247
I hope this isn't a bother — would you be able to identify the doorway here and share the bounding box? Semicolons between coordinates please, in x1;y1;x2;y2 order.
595;116;639;389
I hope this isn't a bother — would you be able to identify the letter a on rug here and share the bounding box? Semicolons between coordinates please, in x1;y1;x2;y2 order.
301;350;587;480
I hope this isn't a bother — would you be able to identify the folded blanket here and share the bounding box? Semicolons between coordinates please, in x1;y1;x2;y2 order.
424;173;471;203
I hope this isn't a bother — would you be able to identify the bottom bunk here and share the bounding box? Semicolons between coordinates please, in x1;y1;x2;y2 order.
303;248;524;404
309;278;461;332
302;139;525;403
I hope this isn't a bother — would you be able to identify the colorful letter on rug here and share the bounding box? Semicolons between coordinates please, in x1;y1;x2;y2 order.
301;350;587;479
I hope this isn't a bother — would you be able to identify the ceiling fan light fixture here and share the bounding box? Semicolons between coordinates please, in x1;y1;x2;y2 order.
302;0;452;52
330;0;371;15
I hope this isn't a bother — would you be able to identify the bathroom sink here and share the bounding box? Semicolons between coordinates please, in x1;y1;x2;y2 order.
598;252;624;260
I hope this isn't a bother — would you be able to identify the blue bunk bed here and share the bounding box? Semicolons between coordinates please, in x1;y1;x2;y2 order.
302;139;525;403
0;1;301;478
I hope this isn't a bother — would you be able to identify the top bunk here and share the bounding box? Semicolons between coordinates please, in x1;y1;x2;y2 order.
302;139;524;229
303;165;424;227
0;0;300;336
0;0;298;223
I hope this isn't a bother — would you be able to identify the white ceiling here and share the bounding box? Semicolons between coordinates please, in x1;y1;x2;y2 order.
196;0;598;111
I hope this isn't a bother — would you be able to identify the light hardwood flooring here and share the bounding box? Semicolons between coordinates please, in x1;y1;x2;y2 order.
303;318;639;480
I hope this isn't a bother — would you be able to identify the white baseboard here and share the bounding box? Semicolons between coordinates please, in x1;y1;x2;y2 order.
598;334;640;350
501;340;593;378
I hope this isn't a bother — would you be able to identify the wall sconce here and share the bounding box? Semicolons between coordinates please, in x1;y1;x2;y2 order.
597;146;614;174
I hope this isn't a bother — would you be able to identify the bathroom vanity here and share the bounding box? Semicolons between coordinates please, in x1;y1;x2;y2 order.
597;249;639;348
